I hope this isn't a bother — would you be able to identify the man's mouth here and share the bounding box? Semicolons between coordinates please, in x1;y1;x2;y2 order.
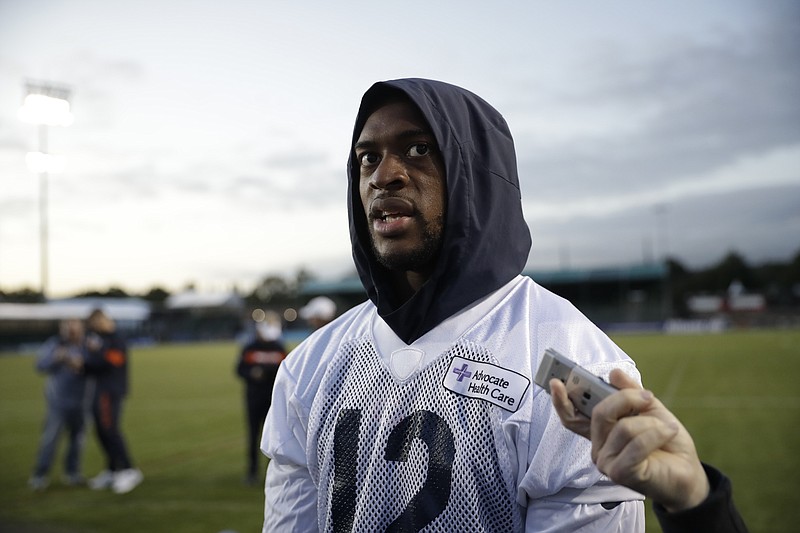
369;197;415;235
376;212;405;222
370;197;414;221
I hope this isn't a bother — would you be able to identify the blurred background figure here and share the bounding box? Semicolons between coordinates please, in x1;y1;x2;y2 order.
298;296;337;331
235;311;286;485
81;309;143;494
29;318;91;491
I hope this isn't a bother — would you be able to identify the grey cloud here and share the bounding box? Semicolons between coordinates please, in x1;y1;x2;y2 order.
0;197;35;219
224;175;280;206
665;184;800;267
263;151;329;170
47;50;145;89
224;166;344;210
262;150;344;205
105;165;159;198
207;146;347;209
68;163;160;200
154;154;344;211
45;52;147;130
518;7;800;202
528;183;800;270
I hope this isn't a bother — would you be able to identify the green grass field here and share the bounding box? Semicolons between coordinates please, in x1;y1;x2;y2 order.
1;329;798;532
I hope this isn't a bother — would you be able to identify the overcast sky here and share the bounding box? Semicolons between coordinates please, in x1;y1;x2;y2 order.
0;0;798;297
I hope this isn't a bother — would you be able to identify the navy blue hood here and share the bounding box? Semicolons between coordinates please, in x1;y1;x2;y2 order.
347;78;531;344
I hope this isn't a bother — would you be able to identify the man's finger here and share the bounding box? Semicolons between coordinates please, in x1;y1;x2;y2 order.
589;387;654;447
549;378;591;439
608;368;641;390
594;415;679;472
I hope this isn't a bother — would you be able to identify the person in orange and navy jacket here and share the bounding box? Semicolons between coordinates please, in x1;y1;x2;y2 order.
236;311;287;485
80;308;143;494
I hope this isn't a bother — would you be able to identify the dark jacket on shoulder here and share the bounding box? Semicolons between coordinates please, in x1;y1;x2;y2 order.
654;464;749;533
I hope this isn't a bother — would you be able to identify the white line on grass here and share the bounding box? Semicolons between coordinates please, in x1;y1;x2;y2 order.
660;357;689;408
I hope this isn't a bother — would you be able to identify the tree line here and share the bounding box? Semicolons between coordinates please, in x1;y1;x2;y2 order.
2;251;799;311
667;249;800;315
0;268;317;308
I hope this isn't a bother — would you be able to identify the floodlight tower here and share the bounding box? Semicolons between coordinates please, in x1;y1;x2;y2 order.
18;81;74;299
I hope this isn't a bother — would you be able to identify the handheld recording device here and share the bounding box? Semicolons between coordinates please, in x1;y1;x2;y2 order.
534;348;618;418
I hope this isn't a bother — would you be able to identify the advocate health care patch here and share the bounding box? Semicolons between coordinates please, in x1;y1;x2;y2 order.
443;356;530;412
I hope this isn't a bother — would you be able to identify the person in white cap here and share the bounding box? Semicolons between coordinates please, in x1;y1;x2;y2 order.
298;296;337;331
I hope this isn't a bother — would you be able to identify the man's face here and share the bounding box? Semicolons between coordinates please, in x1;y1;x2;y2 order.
355;98;446;274
61;319;84;343
88;312;114;333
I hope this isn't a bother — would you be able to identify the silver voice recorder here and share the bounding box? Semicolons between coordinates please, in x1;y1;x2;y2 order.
534;348;618;418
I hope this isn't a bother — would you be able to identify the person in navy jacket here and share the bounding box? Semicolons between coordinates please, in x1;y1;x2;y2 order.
81;309;143;494
236;311;286;485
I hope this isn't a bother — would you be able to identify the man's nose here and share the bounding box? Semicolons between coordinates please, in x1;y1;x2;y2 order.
369;155;408;190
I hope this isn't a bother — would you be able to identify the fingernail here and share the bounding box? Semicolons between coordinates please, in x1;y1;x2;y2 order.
641;390;653;401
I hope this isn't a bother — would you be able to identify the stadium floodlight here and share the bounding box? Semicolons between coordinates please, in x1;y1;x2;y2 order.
18;83;74;126
18;80;74;299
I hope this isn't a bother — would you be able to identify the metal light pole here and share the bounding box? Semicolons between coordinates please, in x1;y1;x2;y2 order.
18;81;73;299
654;203;669;262
38;123;49;298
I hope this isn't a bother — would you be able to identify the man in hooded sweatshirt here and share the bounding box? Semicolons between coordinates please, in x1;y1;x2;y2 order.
261;79;646;532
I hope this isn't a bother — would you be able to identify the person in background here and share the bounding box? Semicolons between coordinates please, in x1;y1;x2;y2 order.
80;308;143;494
298;296;337;331
550;368;749;533
28;318;92;491
236;310;287;485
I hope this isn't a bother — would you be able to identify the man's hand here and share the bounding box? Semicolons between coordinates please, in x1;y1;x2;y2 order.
550;369;710;513
65;354;84;373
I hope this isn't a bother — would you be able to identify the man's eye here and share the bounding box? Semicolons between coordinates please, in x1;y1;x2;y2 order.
360;153;379;166
408;144;429;157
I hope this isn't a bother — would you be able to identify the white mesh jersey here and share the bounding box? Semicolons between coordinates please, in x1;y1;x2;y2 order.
262;276;645;532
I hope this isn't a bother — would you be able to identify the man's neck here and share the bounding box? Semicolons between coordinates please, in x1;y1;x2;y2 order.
389;269;431;304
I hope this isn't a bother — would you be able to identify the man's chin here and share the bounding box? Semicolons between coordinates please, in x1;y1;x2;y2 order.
376;252;420;272
369;226;442;273
371;245;425;272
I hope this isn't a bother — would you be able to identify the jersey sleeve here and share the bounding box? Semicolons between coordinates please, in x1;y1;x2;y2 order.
261;357;318;531
263;461;319;533
525;499;644;532
519;306;646;531
520;362;645;494
519;364;645;532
